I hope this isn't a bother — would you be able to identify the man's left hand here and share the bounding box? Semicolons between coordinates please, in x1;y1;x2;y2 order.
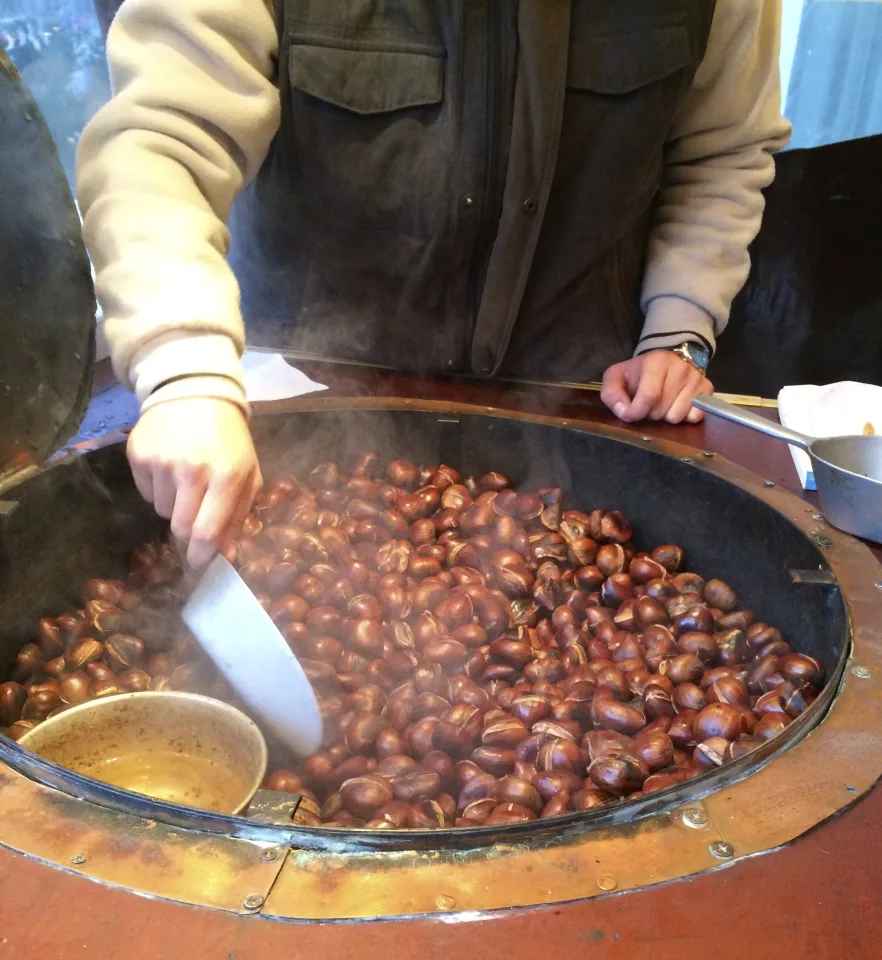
601;349;713;424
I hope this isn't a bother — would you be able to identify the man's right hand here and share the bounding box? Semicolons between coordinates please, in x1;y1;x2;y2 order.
126;398;262;568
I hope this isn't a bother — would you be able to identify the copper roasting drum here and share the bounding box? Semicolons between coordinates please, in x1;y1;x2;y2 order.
1;398;881;921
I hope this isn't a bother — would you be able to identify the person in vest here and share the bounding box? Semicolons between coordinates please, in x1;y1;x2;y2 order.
77;0;791;565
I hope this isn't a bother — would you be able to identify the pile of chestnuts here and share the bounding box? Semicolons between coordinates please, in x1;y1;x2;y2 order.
1;453;824;830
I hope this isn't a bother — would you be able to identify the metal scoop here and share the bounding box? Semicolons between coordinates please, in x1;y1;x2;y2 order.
693;395;882;544
181;554;323;757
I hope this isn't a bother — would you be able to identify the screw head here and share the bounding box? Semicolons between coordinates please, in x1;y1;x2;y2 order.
852;665;872;679
680;456;694;464
260;847;282;863
70;852;86;865
812;513;825;521
710;841;734;859
763;480;776;488
682;807;708;828
243;894;264;911
702;450;715;458
875;581;882;591
641;436;652;442
816;535;833;547
435;894;457;910
597;876;618;891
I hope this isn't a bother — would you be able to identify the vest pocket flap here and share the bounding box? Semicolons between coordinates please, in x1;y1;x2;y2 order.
289;42;444;115
567;25;693;94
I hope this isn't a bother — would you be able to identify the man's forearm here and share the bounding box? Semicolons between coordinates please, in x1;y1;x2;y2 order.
77;0;280;413
638;0;792;357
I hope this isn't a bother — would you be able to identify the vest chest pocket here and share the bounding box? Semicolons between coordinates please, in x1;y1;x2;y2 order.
552;23;697;232
283;37;450;239
566;24;693;94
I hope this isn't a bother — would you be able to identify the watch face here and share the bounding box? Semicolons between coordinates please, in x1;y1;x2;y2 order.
683;343;710;371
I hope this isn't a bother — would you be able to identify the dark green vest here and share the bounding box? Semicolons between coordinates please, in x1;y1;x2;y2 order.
230;0;716;382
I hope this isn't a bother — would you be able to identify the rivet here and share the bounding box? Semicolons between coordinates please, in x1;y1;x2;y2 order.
851;665;872;679
682;807;708;828
260;847;282;862
680;457;694;464
463;195;475;208
709;841;734;859
597;876;618;891
702;450;714;458
846;785;857;793
70;852;87;865
812;513;825;521
435;894;457;910
875;581;882;591
816;536;833;547
243;894;264;911
763;480;775;488
641;436;652;442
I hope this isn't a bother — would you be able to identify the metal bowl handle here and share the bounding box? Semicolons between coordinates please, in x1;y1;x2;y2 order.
693;395;813;452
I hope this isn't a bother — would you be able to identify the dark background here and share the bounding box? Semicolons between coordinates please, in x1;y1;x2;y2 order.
714;133;882;394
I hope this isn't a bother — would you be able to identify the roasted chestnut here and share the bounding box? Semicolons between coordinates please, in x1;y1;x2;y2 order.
340;775;394;819
587;755;648;796
0;682;27;726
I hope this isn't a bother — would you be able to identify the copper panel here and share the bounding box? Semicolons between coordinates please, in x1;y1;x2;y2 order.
266;812;724;920
0;762;285;913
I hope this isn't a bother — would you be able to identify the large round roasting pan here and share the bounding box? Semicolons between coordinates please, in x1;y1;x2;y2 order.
0;399;879;921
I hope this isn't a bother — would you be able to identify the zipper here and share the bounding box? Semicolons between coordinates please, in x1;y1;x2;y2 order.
465;1;506;372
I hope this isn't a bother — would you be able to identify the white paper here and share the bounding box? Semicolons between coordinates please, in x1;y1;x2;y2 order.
777;381;882;490
777;385;818;490
240;351;327;402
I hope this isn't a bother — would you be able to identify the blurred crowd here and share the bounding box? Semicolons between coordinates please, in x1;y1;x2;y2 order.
1;9;110;188
1;11;105;69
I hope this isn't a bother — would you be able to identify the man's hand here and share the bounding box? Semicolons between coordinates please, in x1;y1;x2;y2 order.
601;349;713;424
126;398;262;567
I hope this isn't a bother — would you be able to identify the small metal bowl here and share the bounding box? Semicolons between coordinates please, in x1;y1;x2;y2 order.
18;692;268;815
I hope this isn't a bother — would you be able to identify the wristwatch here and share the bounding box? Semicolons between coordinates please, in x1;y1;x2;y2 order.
668;341;710;374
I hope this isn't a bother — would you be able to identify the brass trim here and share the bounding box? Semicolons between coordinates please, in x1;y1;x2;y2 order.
0;762;287;913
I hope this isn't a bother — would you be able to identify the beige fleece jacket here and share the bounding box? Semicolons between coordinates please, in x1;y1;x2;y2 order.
77;0;791;413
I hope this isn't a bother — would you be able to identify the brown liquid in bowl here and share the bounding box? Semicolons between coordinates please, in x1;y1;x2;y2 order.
93;751;250;812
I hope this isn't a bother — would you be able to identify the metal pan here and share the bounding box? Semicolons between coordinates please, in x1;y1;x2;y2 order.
693;395;882;544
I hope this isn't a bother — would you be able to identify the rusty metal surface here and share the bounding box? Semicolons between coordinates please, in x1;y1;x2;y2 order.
2;795;882;960
0;761;287;913
266;810;727;920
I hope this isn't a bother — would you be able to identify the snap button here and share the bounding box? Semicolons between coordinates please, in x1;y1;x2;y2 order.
522;197;538;214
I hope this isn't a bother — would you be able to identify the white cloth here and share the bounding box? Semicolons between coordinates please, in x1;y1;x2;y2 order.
777;381;882;490
240;352;327;403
